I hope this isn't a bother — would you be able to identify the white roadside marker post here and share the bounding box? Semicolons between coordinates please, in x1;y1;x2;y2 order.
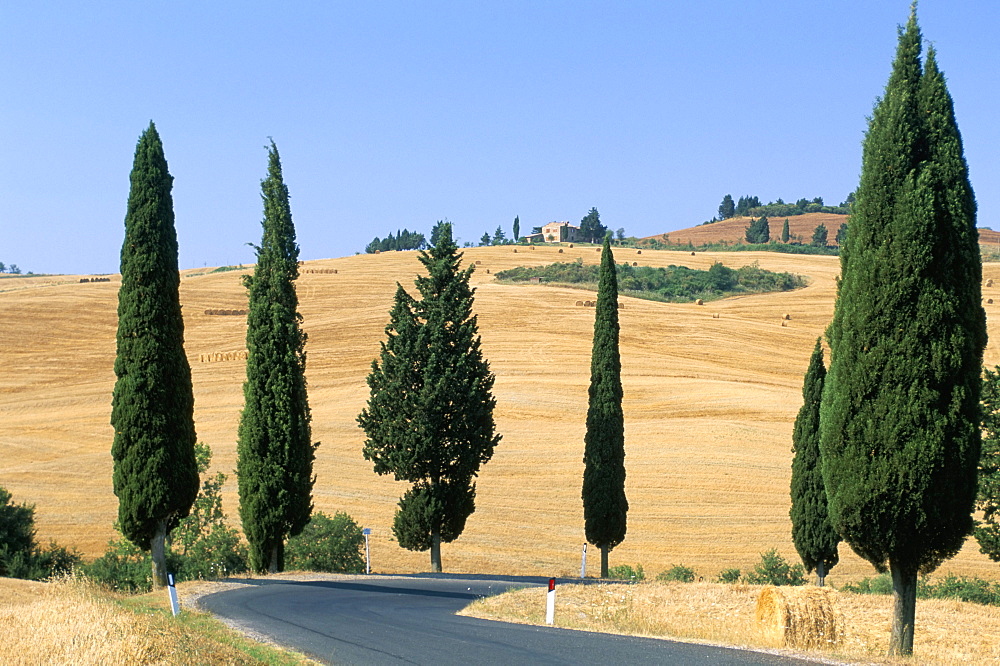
580;543;587;578
545;578;556;625
167;573;180;616
362;527;371;574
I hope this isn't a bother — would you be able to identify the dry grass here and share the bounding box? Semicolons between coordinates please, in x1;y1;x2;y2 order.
3;248;1000;584
755;585;841;649
0;575;313;665
460;581;1000;664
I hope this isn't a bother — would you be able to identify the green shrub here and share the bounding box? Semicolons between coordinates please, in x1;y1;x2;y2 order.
83;537;154;593
286;512;365;573
607;563;645;581
840;572;894;595
744;549;806;586
841;573;1000;607
717;568;742;584
657;564;696;583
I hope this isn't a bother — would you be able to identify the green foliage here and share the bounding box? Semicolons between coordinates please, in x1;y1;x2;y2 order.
975;367;1000;560
607;563;644;581
657;564;696;583
491;225;507;245
496;260;805;304
790;341;840;578
744;549;806;586
810;223;828;247
286;512;365;573
579;207;607;243
735;195;760;217
111;121;199;557
0;486;82;580
842;573;1000;607
365;229;426;253
209;264;245;273
718;194;736;220
512;215;520;242
173;443;247;579
583;237;628;561
835;223;848;245
821;10;984;588
744;215;770;244
781;218;790;243
717;568;742;584
84;535;155;593
238;141;316;574
359;223;500;568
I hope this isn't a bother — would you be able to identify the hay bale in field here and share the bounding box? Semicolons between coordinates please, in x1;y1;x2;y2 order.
513;248;518;253
476;260;482;265
618;302;625;309
636;250;641;254
781;320;787;327
596;248;601;253
568;243;574;248
559;249;564;253
755;586;841;650
782;313;791;320
989;299;995;304
713;313;720;319
988;279;994;287
695;299;704;305
691;251;696;256
632;262;638;266
486;269;490;274
576;300;584;306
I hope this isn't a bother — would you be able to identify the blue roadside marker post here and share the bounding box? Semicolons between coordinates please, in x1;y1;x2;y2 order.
362;527;371;574
167;573;180;616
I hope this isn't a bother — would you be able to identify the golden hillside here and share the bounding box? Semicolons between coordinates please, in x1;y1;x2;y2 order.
649;213;848;246
3;245;1000;585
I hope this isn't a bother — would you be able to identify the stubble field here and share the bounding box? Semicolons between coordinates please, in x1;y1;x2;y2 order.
3;243;1000;585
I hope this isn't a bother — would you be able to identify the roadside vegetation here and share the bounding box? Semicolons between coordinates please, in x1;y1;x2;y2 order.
495;259;806;303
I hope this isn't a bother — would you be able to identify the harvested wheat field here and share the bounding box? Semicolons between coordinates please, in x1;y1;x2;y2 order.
3;245;1000;584
461;580;1000;665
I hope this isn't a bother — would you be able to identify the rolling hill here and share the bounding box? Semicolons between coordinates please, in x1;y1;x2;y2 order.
3;244;1000;585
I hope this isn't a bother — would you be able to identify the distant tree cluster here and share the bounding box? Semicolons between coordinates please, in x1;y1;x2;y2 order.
365;229;427;254
715;193;852;223
744;215;770;244
0;262;23;274
579;208;608;243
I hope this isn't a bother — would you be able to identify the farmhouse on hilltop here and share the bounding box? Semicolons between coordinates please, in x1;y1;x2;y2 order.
524;221;579;243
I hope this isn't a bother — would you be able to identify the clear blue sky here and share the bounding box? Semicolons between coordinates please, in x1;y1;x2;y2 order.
2;1;997;275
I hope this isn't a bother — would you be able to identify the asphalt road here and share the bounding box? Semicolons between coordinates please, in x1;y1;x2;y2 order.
201;575;821;665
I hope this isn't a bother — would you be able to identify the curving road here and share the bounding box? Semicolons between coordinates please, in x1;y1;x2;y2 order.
201;574;819;665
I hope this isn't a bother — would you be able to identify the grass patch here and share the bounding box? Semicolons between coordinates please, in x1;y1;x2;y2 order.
0;575;316;665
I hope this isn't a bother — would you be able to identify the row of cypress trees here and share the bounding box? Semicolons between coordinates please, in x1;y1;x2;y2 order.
111;125;314;584
791;6;984;657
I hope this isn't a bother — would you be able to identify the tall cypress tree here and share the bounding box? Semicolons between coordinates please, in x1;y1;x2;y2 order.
237;140;316;574
583;234;628;578
821;9;985;656
111;122;199;589
359;223;500;572
790;339;839;586
781;218;790;243
975;367;1000;561
513;215;520;242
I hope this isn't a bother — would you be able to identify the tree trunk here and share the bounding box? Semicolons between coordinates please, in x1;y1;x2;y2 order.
150;519;169;589
268;542;280;574
889;564;917;656
816;561;826;587
600;545;609;579
430;531;442;573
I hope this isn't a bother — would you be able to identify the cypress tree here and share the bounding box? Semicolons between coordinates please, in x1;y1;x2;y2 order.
781;218;790;243
790;339;839;586
237;140;316;574
975;367;1000;561
821;9;985;656
513;215;520;242
359;223;500;572
111;122;199;589
583;234;628;578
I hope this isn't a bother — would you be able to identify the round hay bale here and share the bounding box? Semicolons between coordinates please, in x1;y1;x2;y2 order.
783;313;791;320
691;251;696;256
632;262;638;266
781;320;787;327
988;279;994;287
486;269;490;274
531;245;535;250
513;248;518;253
576;301;584;306
695;298;704;305
568;243;574;248
559;249;564;253
596;248;602;253
755;586;841;650
989;299;994;304
476;261;482;265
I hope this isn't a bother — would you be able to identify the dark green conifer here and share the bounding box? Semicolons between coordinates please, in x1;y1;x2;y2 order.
583;234;628;578
975;367;1000;561
359;223;500;572
111;122;199;588
237;140;316;574
821;9;985;656
513;215;520;242
781;218;790;243
790;340;839;586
